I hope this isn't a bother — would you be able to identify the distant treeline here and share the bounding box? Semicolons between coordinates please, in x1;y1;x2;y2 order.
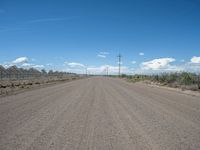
0;65;77;80
120;72;200;91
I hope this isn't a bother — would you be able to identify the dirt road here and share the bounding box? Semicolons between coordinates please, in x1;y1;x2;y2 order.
0;77;200;150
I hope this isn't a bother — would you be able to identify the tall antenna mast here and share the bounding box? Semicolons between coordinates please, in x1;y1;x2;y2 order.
117;54;122;77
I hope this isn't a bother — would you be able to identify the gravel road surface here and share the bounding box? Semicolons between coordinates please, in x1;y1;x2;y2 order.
0;77;200;150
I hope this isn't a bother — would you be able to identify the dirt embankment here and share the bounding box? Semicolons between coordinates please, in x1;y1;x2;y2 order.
0;76;83;96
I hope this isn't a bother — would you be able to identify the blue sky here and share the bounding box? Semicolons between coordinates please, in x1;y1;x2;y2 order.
0;0;200;74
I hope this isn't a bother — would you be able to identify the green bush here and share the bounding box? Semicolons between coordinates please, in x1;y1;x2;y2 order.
179;72;193;85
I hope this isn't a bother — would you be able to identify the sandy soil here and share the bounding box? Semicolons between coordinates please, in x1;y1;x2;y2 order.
0;77;200;150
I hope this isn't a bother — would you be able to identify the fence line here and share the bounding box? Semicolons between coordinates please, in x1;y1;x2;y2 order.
0;66;77;81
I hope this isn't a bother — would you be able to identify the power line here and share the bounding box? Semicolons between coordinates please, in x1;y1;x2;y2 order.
117;54;122;77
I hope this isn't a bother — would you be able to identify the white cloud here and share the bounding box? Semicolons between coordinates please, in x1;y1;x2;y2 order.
6;57;44;70
100;52;110;55
180;57;200;73
131;61;136;64
12;57;28;64
97;51;110;58
33;65;44;68
180;59;185;62
176;63;199;73
62;64;132;75
21;63;44;69
62;68;85;74
2;63;12;68
139;52;144;56
191;56;200;63
62;62;86;74
141;58;175;70
21;63;32;67
134;56;200;74
97;54;106;58
117;61;123;65
87;65;130;75
46;63;53;66
181;56;200;73
68;62;85;68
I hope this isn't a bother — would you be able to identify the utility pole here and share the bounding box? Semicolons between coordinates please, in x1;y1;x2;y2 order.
117;54;122;77
106;66;109;76
85;67;88;76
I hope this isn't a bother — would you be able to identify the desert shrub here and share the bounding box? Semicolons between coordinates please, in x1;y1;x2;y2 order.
166;73;178;83
121;74;126;78
122;72;200;91
179;72;194;85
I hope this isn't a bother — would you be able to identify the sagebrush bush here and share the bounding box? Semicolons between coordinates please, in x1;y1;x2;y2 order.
122;72;200;91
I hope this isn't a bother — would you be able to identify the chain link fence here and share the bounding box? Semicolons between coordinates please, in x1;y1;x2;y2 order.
0;66;77;81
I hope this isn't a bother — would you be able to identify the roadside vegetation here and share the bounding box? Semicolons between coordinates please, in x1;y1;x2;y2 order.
121;72;200;91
